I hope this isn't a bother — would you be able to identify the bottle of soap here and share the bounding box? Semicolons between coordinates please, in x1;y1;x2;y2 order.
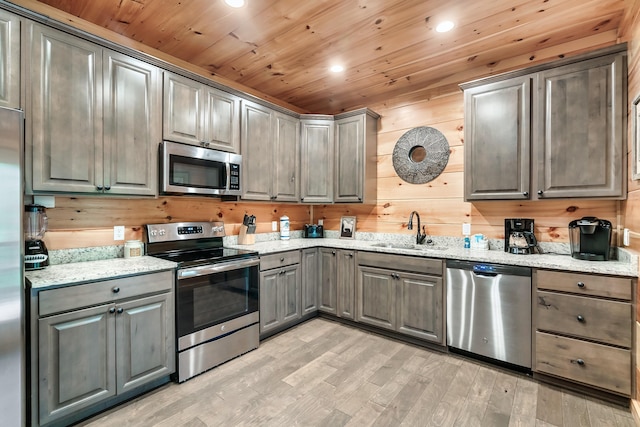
464;235;470;249
280;215;290;240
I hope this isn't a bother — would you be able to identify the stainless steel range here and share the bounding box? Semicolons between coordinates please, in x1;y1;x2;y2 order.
145;221;260;382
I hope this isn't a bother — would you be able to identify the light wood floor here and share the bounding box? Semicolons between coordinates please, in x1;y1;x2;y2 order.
80;318;636;427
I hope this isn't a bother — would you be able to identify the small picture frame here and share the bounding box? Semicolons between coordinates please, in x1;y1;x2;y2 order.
632;93;640;180
340;216;356;239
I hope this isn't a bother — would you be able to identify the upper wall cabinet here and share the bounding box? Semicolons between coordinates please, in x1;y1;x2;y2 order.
163;72;241;153
241;100;300;202
26;22;161;196
0;10;20;108
334;109;379;203
462;47;626;201
300;116;334;204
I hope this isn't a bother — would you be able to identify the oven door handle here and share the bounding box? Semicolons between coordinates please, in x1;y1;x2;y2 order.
178;257;260;278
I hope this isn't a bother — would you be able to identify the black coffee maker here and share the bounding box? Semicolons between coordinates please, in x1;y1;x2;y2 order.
569;217;612;261
504;218;538;254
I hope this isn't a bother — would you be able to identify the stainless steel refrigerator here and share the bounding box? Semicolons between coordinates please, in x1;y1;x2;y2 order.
0;106;25;426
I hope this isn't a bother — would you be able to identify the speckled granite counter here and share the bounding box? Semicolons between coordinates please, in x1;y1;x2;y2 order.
226;235;638;277
26;256;177;290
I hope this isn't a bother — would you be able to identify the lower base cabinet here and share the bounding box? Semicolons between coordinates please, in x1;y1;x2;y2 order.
259;251;301;336
356;252;445;345
33;271;175;426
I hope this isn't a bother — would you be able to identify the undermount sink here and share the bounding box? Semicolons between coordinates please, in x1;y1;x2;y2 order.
369;242;445;251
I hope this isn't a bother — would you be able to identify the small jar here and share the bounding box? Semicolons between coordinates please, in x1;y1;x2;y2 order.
280;215;290;240
124;240;143;258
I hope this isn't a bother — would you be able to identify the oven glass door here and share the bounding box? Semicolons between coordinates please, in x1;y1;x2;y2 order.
177;261;259;338
169;154;227;190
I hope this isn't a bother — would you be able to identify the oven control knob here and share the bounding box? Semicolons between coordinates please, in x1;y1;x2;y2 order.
159;229;166;236
150;230;157;237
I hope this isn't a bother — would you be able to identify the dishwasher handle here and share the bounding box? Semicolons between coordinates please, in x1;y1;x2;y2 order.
446;259;531;277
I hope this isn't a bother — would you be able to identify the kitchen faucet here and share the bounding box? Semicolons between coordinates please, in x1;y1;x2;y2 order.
407;211;427;245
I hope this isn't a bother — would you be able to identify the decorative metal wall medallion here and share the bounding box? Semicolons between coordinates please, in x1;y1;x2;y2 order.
392;126;450;184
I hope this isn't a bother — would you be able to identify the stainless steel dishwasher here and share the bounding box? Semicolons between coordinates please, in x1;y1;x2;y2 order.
446;259;532;368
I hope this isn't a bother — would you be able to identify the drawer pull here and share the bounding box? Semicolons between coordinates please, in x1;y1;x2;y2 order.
573;358;585;366
577;315;585;322
577;282;585;288
112;287;120;293
280;257;285;262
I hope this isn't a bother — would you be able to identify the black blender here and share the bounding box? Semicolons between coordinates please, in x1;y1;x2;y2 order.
25;204;49;270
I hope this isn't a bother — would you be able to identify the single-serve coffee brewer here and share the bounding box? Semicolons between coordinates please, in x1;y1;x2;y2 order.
25;204;49;270
504;218;538;254
569;217;612;261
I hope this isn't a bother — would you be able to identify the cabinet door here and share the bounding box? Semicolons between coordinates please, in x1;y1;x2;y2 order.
319;248;338;314
103;51;161;195
356;265;396;330
535;54;625;198
259;270;280;333
273;112;300;202
0;10;19;108
464;75;531;200
28;23;103;193
334;115;364;202
241;101;274;200
38;304;116;425
337;250;356;319
204;87;241;153
397;272;443;344
301;248;319;314
115;292;175;394
300;118;334;203
163;72;204;145
280;264;301;325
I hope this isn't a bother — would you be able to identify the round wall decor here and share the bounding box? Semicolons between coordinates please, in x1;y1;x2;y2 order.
392;126;450;184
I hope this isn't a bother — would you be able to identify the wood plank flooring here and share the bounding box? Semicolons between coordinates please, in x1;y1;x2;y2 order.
79;318;636;427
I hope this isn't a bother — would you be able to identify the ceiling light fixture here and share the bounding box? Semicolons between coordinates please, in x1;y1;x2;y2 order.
329;65;344;73
435;20;455;33
224;0;245;8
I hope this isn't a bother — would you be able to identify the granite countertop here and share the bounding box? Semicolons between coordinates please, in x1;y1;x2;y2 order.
227;234;638;277
26;256;177;290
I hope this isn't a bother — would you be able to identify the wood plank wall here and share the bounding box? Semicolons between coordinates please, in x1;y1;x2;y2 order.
619;0;640;404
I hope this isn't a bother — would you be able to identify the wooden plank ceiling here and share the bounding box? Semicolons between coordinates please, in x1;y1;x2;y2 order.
36;0;626;114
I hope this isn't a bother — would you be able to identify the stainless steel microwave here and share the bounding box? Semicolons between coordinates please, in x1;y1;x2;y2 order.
160;141;241;196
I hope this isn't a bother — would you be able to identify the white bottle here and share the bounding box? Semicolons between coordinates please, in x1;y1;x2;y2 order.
280;215;290;240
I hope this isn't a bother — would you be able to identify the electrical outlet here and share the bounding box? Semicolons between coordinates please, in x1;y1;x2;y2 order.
624;228;630;246
318;219;324;226
272;221;278;231
114;225;125;241
462;223;471;235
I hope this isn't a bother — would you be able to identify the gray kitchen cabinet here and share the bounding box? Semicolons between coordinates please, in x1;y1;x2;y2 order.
300;116;334;203
336;249;356;319
34;271;174;426
241;101;300;201
463;75;532;200
26;22;161;196
259;251;301;336
0;9;20;108
535;53;625;199
163;72;241;153
318;248;338;314
461;46;626;201
356;251;445;345
300;248;319;314
334;109;379;203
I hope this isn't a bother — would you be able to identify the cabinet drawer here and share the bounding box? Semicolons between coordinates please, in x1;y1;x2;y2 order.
358;251;442;276
260;250;300;271
536;291;631;347
536;270;631;300
535;332;631;395
39;271;173;317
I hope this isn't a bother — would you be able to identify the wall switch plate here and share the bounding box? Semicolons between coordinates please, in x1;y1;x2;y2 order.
114;225;125;241
462;223;471;235
272;221;278;231
624;228;630;246
318;219;324;226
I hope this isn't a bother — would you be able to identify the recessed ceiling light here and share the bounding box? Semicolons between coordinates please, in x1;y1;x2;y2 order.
225;0;245;8
329;65;344;73
435;21;454;33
